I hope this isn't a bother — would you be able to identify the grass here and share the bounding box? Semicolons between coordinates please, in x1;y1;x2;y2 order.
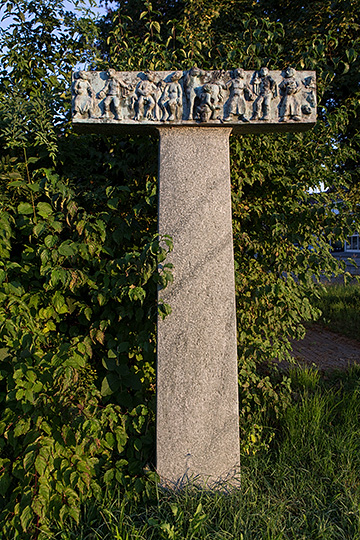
314;282;360;341
55;365;360;540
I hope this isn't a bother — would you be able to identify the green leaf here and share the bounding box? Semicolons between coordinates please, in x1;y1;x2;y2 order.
107;198;118;210
35;455;47;476
33;222;46;236
152;21;161;33
17;202;33;215
20;505;34;532
101;373;120;396
0;470;11;496
97;293;106;306
68;505;80;524
23;451;35;471
14;418;31;437
31;496;46;519
52;291;67;314
118;342;130;353
45;235;57;248
58;242;77;257
37;202;53;218
128;286;146;303
103;468;114;484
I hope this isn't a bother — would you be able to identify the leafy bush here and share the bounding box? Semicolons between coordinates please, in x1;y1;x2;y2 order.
0;156;173;536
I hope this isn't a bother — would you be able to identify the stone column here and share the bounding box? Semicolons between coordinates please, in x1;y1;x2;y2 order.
157;127;240;487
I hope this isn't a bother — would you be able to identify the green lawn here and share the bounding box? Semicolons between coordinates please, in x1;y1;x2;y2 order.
58;366;360;540
314;282;360;341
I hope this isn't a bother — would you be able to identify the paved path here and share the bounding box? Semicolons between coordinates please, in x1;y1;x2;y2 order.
291;324;360;371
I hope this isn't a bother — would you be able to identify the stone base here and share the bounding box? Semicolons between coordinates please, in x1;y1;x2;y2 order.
157;127;240;488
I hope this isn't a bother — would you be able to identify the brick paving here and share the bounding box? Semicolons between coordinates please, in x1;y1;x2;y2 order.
291;324;360;371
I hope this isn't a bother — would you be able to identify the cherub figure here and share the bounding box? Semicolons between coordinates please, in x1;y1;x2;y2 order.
183;66;207;120
196;84;216;122
251;67;277;122
98;68;132;120
224;68;253;122
133;71;158;121
159;72;183;122
279;67;301;122
73;71;96;119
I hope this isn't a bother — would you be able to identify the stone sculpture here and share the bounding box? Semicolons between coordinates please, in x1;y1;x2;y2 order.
72;65;316;490
196;84;217;122
134;71;159;121
98;68;132;120
251;67;277;122
279;67;301;122
224;68;253;122
202;71;226;121
183;66;207;121
303;75;317;114
73;71;96;119
159;72;183;122
72;67;317;132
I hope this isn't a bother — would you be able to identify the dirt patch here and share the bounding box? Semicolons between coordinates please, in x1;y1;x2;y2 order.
290;324;360;371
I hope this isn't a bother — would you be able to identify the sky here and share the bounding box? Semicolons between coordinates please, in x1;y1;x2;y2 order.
0;0;112;32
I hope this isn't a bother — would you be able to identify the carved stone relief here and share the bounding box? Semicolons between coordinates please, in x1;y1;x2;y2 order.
133;71;158;121
159;71;183;122
279;67;301;122
98;68;133;120
250;67;277;122
72;67;317;130
73;71;96;119
224;68;253;122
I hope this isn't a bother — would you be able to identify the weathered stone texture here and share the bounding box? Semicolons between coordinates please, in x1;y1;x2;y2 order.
72;68;316;135
157;128;240;487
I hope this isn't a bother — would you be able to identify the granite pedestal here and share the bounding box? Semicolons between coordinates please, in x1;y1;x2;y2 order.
157;128;240;487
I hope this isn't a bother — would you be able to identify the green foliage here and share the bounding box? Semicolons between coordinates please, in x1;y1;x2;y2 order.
314;282;360;340
0;0;360;536
0;157;172;537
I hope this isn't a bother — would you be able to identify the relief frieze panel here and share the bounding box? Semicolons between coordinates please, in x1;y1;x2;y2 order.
72;67;316;133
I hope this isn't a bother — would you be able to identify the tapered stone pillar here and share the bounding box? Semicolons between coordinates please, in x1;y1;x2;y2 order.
157;127;240;487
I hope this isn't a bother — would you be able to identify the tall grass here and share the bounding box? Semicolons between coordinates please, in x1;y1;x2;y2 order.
55;366;360;540
315;282;360;341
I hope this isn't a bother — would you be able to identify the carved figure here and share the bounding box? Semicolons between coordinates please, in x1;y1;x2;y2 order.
159;72;183;122
184;66;207;120
224;68;253;122
303;75;316;110
134;71;158;121
279;67;301;122
73;71;96;119
206;79;225;120
251;67;277;122
123;81;137;116
196;84;217;122
98;69;132;120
